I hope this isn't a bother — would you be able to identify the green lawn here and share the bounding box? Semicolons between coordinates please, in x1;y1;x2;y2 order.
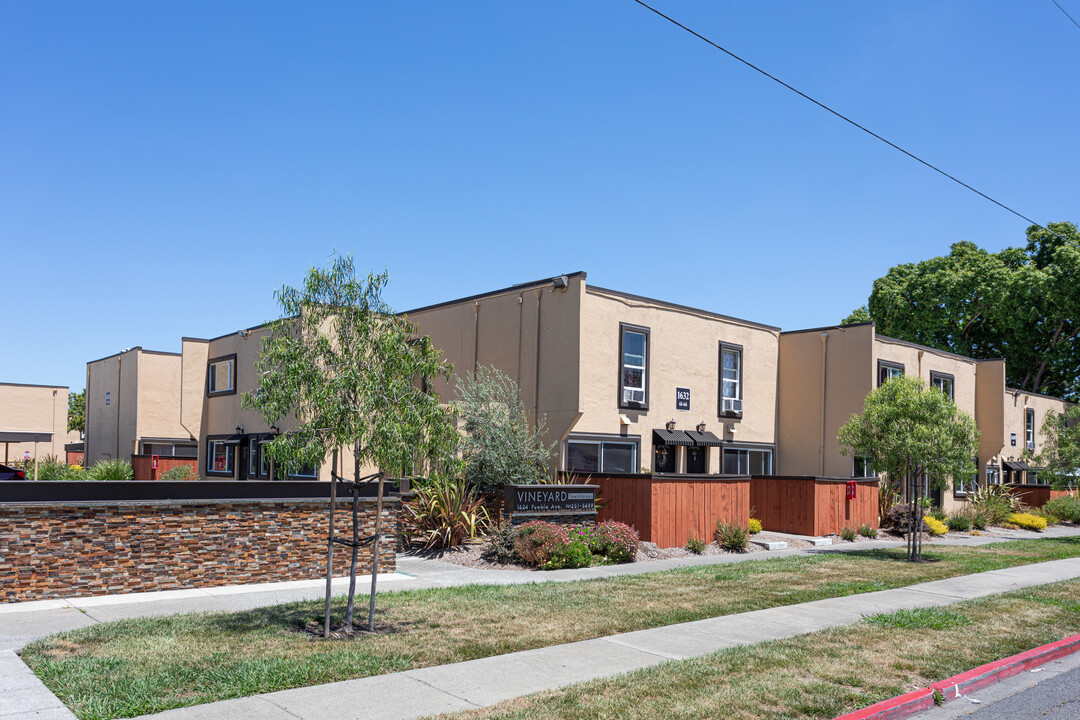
21;537;1080;720
432;579;1080;720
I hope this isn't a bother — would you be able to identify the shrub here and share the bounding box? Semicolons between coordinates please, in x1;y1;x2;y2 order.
514;521;572;566
840;526;857;542
1030;507;1059;526
971;511;988;530
685;533;706;554
929;507;946;522
158;465;198;482
400;477;490;549
544;539;592;570
882;502;915;531
924;516;948;536
946;513;973;532
482;522;523;565
32;460;83;482
591;521;639;564
85;459;134;482
715;520;748;552
858;523;877;538
1043;496;1080;524
1007;512;1048;532
748;518;762;534
970;485;1021;525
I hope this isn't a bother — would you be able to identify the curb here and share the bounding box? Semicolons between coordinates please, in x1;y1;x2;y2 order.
833;633;1080;720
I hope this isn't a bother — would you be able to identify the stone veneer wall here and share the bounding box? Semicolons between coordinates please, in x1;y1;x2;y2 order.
0;498;397;603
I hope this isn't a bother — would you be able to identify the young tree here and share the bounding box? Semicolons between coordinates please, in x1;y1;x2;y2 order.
67;389;85;434
838;376;979;561
243;254;459;633
1034;406;1080;490
455;365;554;494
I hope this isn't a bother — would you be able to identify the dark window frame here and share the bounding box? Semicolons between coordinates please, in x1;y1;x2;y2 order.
853;456;876;478
205;435;236;478
718;341;744;418
566;432;641;474
618;323;650;411
722;445;774;475
877;360;904;387
930;371;955;400
1026;408;1035;450
207;354;238;397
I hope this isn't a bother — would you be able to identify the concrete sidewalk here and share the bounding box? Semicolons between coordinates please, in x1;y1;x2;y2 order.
3;526;1079;720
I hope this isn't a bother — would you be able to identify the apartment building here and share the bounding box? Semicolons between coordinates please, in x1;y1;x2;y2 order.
0;382;75;465
406;273;780;477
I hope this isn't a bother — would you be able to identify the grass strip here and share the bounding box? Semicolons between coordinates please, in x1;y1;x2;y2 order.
432;579;1080;720
21;536;1080;720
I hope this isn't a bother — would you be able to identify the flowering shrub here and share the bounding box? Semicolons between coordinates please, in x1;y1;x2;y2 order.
512;520;639;569
924;516;948;536
1008;512;1048;532
513;521;571;566
592;521;639;563
748;518;762;534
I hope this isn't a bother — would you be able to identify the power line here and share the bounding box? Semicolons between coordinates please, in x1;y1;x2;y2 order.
1051;0;1080;32
631;0;1067;242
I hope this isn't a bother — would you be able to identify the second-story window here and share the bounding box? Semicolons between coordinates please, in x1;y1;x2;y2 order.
719;343;743;416
878;361;904;386
1026;408;1035;450
619;324;649;409
930;371;954;399
208;355;237;396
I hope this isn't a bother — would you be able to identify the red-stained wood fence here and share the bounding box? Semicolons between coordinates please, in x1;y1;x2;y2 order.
750;476;879;537
131;455;199;481
1009;484;1075;508
583;473;750;549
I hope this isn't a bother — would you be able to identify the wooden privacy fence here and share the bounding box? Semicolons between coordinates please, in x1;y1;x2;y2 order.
750;476;879;537
587;473;750;549
131;455;199;481
1009;484;1075;508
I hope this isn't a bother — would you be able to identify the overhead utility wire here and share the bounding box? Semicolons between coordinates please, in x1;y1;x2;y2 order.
1051;0;1080;32
631;0;1066;242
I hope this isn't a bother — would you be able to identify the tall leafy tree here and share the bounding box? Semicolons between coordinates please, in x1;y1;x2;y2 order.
1032;406;1080;490
67;388;85;434
850;223;1080;401
838;376;979;561
243;254;459;632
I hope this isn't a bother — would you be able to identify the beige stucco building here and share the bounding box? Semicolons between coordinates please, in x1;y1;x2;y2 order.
0;382;76;465
407;273;780;477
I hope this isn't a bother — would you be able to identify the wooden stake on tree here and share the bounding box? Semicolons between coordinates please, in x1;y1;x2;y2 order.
344;444;361;631
323;449;338;638
369;471;385;632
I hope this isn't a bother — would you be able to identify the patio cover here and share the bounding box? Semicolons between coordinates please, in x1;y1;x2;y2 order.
653;428;693;446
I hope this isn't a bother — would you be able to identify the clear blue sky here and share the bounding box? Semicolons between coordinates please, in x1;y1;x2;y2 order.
3;2;1078;391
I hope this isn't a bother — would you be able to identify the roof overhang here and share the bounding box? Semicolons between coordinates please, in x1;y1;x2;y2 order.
686;430;722;447
653;429;694;446
0;431;53;443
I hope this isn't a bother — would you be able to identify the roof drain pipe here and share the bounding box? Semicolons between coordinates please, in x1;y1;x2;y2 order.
820;332;829;477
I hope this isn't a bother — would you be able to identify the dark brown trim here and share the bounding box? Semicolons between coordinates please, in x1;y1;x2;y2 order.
618;322;650;411
875;334;980;363
781;322;874;335
930;370;956;399
589;285;781;332
402;272;587;316
877;360;905;387
207;354;238;397
0;481;360;504
718;341;744;418
0;381;69;389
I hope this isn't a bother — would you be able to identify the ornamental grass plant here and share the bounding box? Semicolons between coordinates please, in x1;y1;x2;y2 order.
1043;496;1080;524
714;520;748;552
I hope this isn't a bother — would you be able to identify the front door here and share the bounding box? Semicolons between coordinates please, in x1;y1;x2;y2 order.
686;446;705;474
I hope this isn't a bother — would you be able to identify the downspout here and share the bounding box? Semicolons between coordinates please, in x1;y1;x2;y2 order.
820;332;829;477
472;302;480;376
115;354;122;461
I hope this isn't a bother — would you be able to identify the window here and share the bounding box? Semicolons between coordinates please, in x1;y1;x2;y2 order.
986;465;1000;486
206;438;235;476
208;355;237;396
1026;408;1035;450
567;434;639;474
954;457;978;495
930;372;954;399
285;462;318;480
722;447;772;475
619;325;649;409
719;343;743;416
142;442;197;457
247;438;271;479
853;456;876;478
877;361;904;386
653;443;676;473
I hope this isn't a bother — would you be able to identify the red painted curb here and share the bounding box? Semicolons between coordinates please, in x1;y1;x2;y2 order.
832;633;1080;720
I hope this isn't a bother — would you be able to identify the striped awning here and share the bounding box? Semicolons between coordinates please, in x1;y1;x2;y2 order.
686;430;722;447
653;428;694;446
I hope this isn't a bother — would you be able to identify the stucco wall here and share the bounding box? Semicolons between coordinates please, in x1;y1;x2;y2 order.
85;350;140;464
135;352;186;442
0;383;69;463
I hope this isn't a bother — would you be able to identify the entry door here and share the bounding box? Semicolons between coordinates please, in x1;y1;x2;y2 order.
686;447;705;474
238;438;249;481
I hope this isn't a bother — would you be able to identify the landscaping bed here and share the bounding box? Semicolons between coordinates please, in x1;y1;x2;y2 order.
435;578;1080;720
21;537;1080;719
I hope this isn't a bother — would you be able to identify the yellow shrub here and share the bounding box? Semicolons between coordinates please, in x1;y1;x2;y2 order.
748;518;762;534
1007;513;1047;531
924;517;948;536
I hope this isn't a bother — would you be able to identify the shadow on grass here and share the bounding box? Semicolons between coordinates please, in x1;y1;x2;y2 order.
199;599;418;639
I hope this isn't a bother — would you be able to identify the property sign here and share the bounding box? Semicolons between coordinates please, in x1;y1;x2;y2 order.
676;387;690;411
503;484;599;516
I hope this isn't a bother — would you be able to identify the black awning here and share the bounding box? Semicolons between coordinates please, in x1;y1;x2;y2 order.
0;431;53;443
686;430;722;447
653;429;693;446
221;434;244;446
1003;461;1029;472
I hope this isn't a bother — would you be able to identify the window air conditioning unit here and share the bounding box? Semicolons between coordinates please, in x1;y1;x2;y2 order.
1026;441;1036;451
722;398;743;414
623;388;645;404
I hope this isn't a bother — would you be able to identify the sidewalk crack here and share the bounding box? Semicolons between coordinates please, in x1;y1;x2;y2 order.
406;675;482;707
260;696;305;719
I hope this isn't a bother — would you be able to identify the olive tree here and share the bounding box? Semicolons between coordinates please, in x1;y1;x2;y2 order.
243;254;459;632
838;375;978;561
1035;406;1080;490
